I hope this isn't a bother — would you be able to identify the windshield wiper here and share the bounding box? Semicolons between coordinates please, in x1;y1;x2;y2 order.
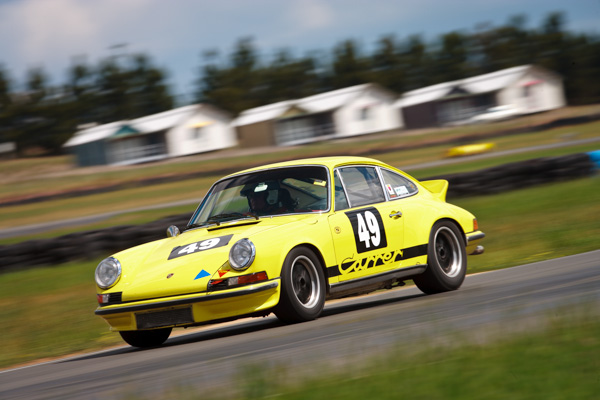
186;213;259;231
186;222;218;229
207;213;243;223
207;213;260;223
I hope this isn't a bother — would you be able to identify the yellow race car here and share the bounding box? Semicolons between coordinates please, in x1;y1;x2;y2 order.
446;143;496;158
95;156;485;347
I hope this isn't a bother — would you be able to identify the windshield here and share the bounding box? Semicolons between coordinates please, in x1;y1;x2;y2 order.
189;166;330;227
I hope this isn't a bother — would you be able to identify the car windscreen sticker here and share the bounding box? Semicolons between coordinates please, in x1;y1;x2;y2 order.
345;207;388;253
168;234;233;260
386;184;396;197
395;186;409;196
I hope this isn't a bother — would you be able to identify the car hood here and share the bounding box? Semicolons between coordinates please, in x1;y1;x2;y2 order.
111;215;318;301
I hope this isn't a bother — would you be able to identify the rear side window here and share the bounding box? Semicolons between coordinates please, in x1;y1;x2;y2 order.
337;166;385;208
380;169;418;199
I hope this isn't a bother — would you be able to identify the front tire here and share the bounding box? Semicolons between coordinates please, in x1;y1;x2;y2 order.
274;247;326;323
119;327;172;348
414;221;466;294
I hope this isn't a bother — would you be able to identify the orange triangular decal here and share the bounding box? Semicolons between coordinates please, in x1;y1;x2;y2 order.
218;270;227;277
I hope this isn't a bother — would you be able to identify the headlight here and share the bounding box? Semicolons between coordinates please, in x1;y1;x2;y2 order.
229;239;255;271
95;257;122;289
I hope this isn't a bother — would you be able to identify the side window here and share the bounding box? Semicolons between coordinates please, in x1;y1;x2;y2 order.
334;170;349;211
338;166;385;208
380;169;418;199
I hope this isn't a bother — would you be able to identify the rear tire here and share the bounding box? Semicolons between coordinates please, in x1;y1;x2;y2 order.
274;247;326;323
119;327;172;348
414;221;466;294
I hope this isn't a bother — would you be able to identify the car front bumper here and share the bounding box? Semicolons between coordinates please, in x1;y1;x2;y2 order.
95;279;280;331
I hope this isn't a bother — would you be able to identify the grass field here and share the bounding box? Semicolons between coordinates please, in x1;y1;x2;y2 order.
1;176;598;369
242;308;600;400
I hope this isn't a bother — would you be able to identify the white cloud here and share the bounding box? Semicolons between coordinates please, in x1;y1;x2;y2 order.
16;0;97;61
286;0;335;31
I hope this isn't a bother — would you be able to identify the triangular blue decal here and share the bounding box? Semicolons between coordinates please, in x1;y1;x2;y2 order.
194;270;210;280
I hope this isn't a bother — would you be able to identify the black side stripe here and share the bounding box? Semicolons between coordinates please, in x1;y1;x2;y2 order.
395;244;428;262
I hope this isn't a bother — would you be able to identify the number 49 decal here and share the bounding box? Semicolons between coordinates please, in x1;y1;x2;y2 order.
345;208;387;253
168;234;233;260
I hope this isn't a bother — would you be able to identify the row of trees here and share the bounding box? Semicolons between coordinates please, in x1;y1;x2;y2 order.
1;12;599;155
0;54;173;154
198;13;600;112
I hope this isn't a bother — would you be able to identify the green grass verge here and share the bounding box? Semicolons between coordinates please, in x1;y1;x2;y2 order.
1;176;599;369
249;309;600;400
0;260;121;368
452;176;600;272
94;307;600;399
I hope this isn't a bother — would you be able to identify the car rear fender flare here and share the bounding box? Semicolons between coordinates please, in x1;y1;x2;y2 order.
432;218;467;245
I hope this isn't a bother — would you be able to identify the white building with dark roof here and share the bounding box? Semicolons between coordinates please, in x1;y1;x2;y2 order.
395;65;566;129
233;83;402;147
63;104;236;166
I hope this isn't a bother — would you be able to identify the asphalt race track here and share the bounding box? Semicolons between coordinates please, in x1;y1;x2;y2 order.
1;251;599;399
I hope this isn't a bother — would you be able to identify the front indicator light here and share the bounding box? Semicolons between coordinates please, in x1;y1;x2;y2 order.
97;294;110;305
209;271;268;290
473;218;479;231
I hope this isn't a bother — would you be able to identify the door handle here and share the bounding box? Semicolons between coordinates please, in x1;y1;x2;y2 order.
389;211;402;218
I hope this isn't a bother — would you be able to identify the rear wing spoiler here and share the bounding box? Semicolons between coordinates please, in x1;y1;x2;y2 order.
421;179;449;202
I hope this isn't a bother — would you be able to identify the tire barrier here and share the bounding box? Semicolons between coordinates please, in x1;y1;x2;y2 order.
427;152;596;198
0;213;192;273
0;152;596;272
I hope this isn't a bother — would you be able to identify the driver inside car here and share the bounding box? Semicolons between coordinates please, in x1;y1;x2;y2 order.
243;183;295;215
247;190;274;215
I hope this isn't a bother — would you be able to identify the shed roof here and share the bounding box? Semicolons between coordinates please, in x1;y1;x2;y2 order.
395;65;532;108
63;121;125;147
129;104;198;133
64;104;205;147
232;83;380;127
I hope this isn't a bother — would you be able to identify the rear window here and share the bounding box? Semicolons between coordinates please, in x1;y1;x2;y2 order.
380;169;418;199
337;166;385;208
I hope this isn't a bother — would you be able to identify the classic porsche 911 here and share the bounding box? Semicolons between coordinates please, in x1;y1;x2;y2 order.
95;156;485;347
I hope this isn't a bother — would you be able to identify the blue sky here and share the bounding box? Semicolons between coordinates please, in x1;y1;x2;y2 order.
0;0;598;99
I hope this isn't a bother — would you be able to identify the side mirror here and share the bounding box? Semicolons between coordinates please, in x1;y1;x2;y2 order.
166;225;180;238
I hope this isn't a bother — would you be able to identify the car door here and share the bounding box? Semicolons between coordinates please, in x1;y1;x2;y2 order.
327;166;405;282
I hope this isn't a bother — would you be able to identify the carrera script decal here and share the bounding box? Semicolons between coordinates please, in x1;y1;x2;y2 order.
345;207;387;253
168;234;233;260
327;244;428;278
340;249;397;275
